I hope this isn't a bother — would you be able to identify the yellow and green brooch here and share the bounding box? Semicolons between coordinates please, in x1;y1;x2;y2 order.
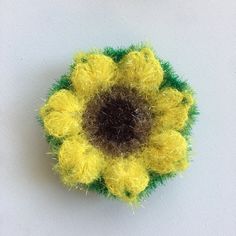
38;45;198;204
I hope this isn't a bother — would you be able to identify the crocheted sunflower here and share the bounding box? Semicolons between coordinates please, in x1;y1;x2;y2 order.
39;45;198;203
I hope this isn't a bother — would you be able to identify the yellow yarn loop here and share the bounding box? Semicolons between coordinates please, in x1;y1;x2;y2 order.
118;48;164;91
144;130;188;174
40;90;85;138
104;158;149;202
71;54;117;98
56;137;105;186
153;88;194;131
43;111;80;138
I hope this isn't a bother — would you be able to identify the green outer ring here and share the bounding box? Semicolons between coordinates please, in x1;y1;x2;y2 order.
38;44;199;202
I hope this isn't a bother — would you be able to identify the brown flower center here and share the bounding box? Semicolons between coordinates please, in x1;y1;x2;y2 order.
82;86;153;156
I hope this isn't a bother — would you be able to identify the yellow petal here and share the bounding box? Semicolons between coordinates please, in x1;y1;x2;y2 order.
71;54;117;97
118;48;163;91
43;111;79;138
56;137;105;186
155;88;184;110
104;158;149;202
155;88;194;131
40;90;81;118
157;106;189;131
144;130;188;174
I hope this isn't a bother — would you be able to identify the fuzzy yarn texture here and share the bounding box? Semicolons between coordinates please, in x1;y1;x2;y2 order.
38;44;198;204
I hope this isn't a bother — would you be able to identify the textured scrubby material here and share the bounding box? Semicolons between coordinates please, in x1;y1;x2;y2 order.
56;137;105;186
38;45;198;204
83;85;153;156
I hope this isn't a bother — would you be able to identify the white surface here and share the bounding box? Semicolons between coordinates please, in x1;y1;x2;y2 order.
1;1;236;235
